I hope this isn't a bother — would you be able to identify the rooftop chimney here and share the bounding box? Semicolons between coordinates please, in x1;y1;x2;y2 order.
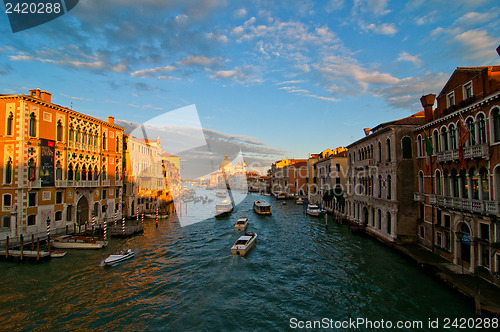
420;94;436;123
108;116;115;125
363;128;371;136
39;90;52;103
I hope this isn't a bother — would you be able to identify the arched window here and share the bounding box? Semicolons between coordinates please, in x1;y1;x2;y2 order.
102;166;107;180
68;164;74;181
443;169;450;196
387;175;392;199
433;130;439;153
56;120;63;141
418;171;424;193
449;124;456;150
480;167;489;200
82;165;87;181
435;169;442;196
441;127;449;151
115;166;119;180
402;137;412;159
82;131;87;146
28;158;36;180
102;133;107;150
116;136;119;152
477;113;486;144
55;161;62;180
386;212;391;235
6;112;13;136
377;141;381;162
451;169;459;198
377;209;382;230
470;168;479;200
29;113;36;137
459;169;468;199
466;117;475;146
417;135;423;157
378;175;382;198
5;157;12;184
492;107;500;143
386;139;391;161
69;125;74;141
75;127;80;143
94;166;98;179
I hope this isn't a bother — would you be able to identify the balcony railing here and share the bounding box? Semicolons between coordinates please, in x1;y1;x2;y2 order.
102;180;110;186
28;180;42;189
414;192;425;202
436;144;489;163
436;195;499;215
55;180;67;187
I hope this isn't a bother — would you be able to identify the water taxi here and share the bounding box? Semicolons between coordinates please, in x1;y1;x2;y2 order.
234;217;249;231
253;200;272;215
306;204;323;216
215;191;226;198
215;199;233;216
296;197;304;205
231;232;257;256
51;235;107;249
104;249;135;266
276;192;287;200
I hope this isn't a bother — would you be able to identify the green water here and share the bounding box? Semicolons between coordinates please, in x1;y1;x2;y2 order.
0;191;474;331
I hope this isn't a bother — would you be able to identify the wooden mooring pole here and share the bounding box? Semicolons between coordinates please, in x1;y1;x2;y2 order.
19;234;24;261
31;234;34;251
36;238;40;261
5;236;9;259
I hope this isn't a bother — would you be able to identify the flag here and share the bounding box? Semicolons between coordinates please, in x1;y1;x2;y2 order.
96;170;101;180
76;169;80;181
121;169;126;180
457;115;470;170
424;132;433;172
29;162;36;181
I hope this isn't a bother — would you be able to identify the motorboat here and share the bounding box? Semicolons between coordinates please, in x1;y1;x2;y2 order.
231;232;257;256
49;250;67;258
296;197;304;205
104;249;135;266
276;193;287;200
253;200;272;215
215;199;233;216
306;204;323;216
51;235;107;249
234;217;249;231
215;191;226;198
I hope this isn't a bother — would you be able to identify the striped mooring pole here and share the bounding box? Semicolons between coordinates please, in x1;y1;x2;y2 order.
155;207;159;229
136;206;139;224
122;216;125;235
141;213;144;226
104;217;107;240
114;211;117;226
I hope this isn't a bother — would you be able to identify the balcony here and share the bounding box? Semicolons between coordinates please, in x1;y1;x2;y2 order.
436;195;499;215
414;192;425;203
28;180;42;189
55;180;67;187
429;195;437;205
102;180;110;186
436;144;489;163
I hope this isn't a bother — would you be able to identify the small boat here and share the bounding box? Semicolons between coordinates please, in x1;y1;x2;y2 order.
306;204;323;216
231;232;257;256
234;217;249;231
50;250;67;258
253;200;272;215
215;191;226;197
215;199;233;216
296;197;304;205
104;249;135;266
276;193;287;200
51;235;107;249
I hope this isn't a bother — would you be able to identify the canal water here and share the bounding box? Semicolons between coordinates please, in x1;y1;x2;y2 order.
0;189;474;331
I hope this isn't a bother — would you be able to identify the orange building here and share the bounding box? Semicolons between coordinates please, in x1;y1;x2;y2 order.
414;66;500;280
0;89;124;240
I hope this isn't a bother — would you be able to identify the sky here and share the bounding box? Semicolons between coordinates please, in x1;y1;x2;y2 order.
1;0;499;178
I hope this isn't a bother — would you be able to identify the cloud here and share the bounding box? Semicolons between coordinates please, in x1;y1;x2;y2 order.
397;51;422;66
209;66;262;84
134;82;161;92
361;22;397;36
131;65;177;78
177;55;222;67
453;29;499;62
232;8;247;18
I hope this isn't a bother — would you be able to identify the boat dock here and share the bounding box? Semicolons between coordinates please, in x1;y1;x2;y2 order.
109;224;144;237
0;235;51;262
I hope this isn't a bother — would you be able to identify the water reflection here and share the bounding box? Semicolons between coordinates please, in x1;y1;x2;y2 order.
0;190;473;331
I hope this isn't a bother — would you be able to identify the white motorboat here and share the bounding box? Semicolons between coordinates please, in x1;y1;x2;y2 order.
231;232;257;256
215;191;226;198
49;250;67;258
253;200;272;215
215;199;233;216
296;197;304;205
234;217;249;231
104;249;135;266
306;204;323;216
51;235;107;249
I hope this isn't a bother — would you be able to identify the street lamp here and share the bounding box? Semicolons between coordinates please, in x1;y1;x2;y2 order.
455;231;464;274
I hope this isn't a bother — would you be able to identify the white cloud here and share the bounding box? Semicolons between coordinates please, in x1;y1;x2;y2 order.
131;65;177;77
397;51;422;66
232;8;247;18
453;28;499;62
361;22;397;36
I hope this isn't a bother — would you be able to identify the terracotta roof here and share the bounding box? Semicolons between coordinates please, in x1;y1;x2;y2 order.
371;110;426;132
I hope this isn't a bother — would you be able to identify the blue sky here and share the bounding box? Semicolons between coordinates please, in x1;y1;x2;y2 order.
1;0;499;175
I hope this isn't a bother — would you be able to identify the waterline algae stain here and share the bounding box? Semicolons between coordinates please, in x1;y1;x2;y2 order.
0;191;473;331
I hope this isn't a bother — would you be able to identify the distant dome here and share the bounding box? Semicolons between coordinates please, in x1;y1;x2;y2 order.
220;154;233;172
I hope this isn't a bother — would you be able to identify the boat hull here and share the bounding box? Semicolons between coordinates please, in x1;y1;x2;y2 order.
104;252;135;265
234;223;248;231
51;236;107;249
231;233;257;256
